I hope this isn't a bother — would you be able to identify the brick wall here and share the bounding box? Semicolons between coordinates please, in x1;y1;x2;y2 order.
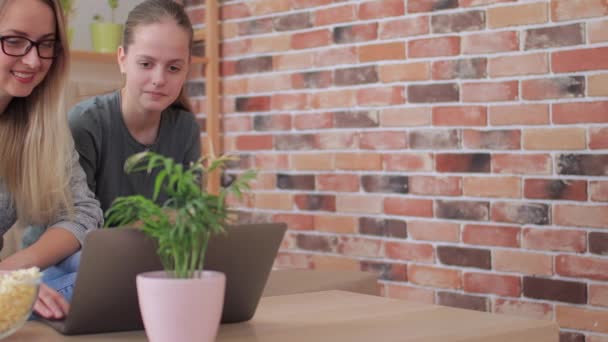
185;0;608;339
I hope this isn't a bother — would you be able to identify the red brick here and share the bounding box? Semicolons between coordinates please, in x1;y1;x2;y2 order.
379;16;429;39
333;23;378;44
293;113;333;130
274;252;312;269
236;135;273;150
522;77;585;100
338;236;383;258
223;116;251;132
488;53;548;77
336;194;383;214
314;215;357;234
248;74;291;93
436;153;491;173
522;228;586;253
463;31;519;54
524;179;587;201
589;74;608;97
493;298;553;321
274;52;315;71
591;181;608;202
554;204;608;229
432;58;487;80
253;114;291;131
359;131;407;150
379;62;430;83
492;154;551;174
385;284;435;304
312;255;360;271
317;174;360;192
408;0;459;13
381;107;432;127
523;128;586;150
463;224;520;247
251;34;291;54
460;0;515;7
462;81;518;102
408;84;459;103
556;305;608;334
254;192;293;211
292;29;331;49
590;284;608;308
487;2;548;28
271;94;309;111
359;0;404;19
463;129;521;150
589;19;608;43
551;0;608;21
463;176;521;198
311;89;356;109
220;3;251;20
493;250;553;277
384;198;434;217
315;46;357;67
221;39;251;57
247;0;290;16
255;154;288;170
489;104;549;126
290;153;334;171
408;264;461;289
314;4;357;26
273;213;314;230
315;132;357;150
557;255;608;281
384;153;434;172
464;272;521;297
411;129;459;150
433;106;487;126
291;0;332;9
384;241;434;263
552;47;608;73
358;42;406;62
357;87;405;106
407;220;460;242
409;36;460;58
409;176;462;196
553;101;608;124
492;202;550;225
335;153;382;171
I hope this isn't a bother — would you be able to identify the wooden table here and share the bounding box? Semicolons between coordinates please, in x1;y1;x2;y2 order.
6;290;558;341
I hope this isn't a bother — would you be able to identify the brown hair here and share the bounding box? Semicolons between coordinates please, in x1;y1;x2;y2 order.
122;0;193;112
0;0;73;224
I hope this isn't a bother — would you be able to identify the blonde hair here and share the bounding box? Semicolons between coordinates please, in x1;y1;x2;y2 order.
0;0;73;224
122;0;193;112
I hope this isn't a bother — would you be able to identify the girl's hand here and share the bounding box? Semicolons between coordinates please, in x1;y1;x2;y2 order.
33;284;70;320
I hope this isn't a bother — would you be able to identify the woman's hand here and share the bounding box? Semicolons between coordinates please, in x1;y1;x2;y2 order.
33;284;70;320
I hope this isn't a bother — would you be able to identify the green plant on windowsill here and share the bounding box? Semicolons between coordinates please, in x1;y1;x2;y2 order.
104;152;256;278
92;0;119;23
59;0;76;21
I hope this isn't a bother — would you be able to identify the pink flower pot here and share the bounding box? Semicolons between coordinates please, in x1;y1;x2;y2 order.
136;271;225;342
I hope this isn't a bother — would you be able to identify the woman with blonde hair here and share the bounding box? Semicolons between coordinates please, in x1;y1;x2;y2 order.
0;0;103;319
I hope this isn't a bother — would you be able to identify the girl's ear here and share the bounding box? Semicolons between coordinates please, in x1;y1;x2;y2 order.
117;46;127;73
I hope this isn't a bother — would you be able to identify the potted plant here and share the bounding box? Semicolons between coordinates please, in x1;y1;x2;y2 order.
89;0;122;53
105;152;255;342
59;0;76;45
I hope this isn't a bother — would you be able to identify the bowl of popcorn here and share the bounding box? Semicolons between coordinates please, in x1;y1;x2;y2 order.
0;267;41;339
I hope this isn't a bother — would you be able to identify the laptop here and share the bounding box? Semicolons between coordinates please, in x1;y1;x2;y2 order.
40;223;287;335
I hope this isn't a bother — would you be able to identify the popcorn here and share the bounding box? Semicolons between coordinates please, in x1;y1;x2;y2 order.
0;268;41;336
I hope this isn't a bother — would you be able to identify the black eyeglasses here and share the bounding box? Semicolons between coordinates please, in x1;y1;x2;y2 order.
0;35;61;59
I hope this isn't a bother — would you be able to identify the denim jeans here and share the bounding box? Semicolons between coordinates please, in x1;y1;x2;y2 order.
41;251;81;302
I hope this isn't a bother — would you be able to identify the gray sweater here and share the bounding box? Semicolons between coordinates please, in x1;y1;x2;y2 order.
0;151;103;247
68;91;201;212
